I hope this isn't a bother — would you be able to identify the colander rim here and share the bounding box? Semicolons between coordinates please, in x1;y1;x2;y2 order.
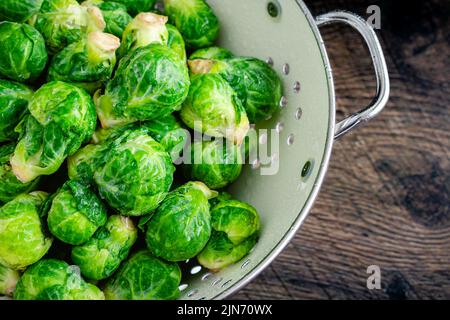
213;0;336;299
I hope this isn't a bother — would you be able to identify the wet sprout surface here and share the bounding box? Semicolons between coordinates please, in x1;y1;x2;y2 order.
0;0;283;300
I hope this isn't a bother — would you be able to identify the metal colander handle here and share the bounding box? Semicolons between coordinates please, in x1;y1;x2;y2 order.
316;11;390;139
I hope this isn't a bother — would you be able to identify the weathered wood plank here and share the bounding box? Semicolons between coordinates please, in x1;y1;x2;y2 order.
231;0;450;300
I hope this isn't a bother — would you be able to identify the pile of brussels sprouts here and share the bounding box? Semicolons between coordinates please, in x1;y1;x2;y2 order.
0;0;282;300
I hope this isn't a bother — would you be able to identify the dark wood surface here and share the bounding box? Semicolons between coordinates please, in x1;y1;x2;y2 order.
231;0;450;300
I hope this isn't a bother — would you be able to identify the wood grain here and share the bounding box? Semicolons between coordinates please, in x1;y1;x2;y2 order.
230;0;450;300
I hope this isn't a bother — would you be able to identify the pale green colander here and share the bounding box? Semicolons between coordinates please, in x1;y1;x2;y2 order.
177;0;390;300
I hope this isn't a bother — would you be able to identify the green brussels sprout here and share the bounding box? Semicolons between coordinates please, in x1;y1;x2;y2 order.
0;79;33;143
197;231;258;272
0;263;20;297
180;69;249;145
190;46;233;61
0;0;43;23
0;192;52;270
67;144;103;184
82;0;132;38
68;124;128;182
104;250;181;300
0;143;40;204
95;130;175;216
93;115;185;148
10;81;97;183
167;24;186;61
92;116;188;163
163;0;219;49
32;0;106;54
198;200;260;271
105;0;157;16
48;31;120;93
14;259;104;300
95;43;190;128
118;12;168;58
0;22;48;82
71;215;137;280
141;116;188;163
184;140;242;189
209;57;283;123
208;191;232;209
69;126;176;215
46;180;107;245
210;200;260;244
145;181;217;262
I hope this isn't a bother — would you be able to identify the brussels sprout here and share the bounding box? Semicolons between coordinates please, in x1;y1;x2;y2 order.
0;263;20;297
180;69;249;145
0;22;48;82
82;0;131;38
95;129;175;216
92;116;188;163
104;250;181;300
145;181;216;262
69;126;176;215
208;57;283;123
118;12;168;58
208;191;232;209
71;215;137;280
190;46;233;61
105;0;157;16
152;123;188;163
48;31;120;93
67;144;104;184
95;43;190;128
197;231;258;272
14;259;104;300
167;24;186;61
141;116;188;163
0;0;43;23
0;143;40;204
46;180;107;245
32;0;105;54
77;124;176;213
163;0;219;49
10;81;97;183
210;200;260;244
198;200;260;271
93;115;185;148
0;192;52;270
0;80;33;143
184;140;242;189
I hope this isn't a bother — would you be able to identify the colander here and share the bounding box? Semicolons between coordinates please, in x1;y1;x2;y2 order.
178;0;390;300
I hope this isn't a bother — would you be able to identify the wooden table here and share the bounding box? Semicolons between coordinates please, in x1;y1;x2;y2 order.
231;0;450;299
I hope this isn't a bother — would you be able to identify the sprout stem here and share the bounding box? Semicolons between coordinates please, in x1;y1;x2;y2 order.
86;6;106;32
87;32;120;64
0;264;20;297
130;12;169;49
188;59;214;74
191;181;218;200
